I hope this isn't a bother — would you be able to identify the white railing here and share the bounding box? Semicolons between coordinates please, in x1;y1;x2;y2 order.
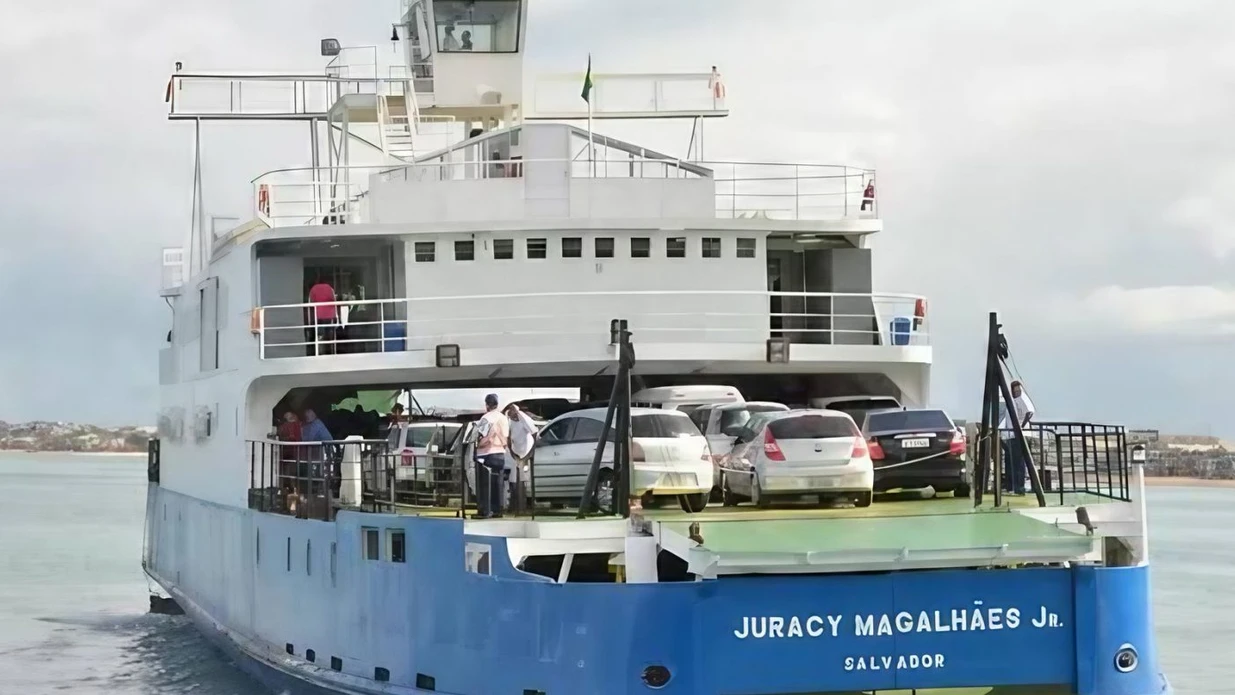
167;74;414;119
251;159;878;227
531;72;727;119
252;291;927;360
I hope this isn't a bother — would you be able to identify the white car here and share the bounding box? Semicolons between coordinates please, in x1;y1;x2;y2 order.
387;421;463;481
532;407;714;513
719;409;874;508
688;401;791;492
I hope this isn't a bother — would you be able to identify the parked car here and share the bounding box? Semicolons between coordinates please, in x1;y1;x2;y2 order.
860;407;970;497
810;395;902;427
689;401;791;494
386;421;463;481
531;407;714;513
719;409;874;508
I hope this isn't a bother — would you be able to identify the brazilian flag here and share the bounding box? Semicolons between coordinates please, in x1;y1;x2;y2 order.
581;54;593;103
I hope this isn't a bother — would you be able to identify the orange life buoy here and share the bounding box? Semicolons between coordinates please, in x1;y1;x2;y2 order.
249;308;263;335
257;184;270;216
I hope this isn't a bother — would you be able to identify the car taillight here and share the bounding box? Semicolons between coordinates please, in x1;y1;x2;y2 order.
851;437;868;458
866;437;884;460
762;428;785;461
949;430;966;456
631;441;646;462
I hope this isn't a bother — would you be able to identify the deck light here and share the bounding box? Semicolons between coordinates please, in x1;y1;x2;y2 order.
320;38;342;57
435;344;460;368
765;337;790;363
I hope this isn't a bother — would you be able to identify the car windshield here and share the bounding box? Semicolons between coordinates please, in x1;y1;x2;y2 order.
867;410;953;433
827;398;900;422
769;414;858;439
735;412;782;441
407;425;458;448
715;404;777;431
632;413;700;438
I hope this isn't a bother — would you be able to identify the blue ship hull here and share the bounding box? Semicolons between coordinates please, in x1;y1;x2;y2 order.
145;485;1172;695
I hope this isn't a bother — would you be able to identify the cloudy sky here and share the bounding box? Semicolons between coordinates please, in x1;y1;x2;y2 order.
2;0;1233;434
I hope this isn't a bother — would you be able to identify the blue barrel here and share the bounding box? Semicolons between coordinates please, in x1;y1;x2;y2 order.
382;321;407;352
890;316;912;346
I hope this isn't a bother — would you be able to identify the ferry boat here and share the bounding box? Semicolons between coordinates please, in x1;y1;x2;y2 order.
143;2;1173;693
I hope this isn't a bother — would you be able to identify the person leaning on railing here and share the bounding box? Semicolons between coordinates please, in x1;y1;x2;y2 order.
997;380;1036;495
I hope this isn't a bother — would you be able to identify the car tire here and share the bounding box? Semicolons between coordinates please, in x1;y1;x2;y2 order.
954;483;971;498
641;492;664;510
721;476;741;507
852;491;873;508
595;468;616;512
679;492;709;514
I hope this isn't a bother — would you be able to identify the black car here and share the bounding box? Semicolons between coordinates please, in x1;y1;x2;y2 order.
861;408;970;497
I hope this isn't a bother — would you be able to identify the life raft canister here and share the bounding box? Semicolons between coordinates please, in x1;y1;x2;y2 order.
257;184;271;216
914;298;927;329
249;308;263;335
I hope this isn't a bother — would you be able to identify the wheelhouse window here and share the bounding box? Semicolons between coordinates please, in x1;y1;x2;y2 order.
362;527;380;560
736;237;757;258
434;0;521;53
454;240;475;261
595;237;615;258
493;239;514;260
413;241;436;262
702;237;721;258
526;237;547;259
666;237;686;258
387;529;407;563
630;237;650;258
562;237;583;258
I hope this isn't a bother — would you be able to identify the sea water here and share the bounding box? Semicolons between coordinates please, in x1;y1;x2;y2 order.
0;455;1229;694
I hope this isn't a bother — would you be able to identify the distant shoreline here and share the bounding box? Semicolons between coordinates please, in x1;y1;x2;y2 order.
1144;476;1235;489
0;450;144;458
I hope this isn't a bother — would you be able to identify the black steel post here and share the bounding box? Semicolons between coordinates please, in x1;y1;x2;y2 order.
974;312;998;507
578;368;622;518
618;329;635;518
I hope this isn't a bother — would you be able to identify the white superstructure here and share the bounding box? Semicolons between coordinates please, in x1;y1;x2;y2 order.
155;0;929;509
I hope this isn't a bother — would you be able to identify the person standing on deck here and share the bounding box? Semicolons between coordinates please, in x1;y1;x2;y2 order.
998;380;1036;495
306;275;338;356
505;404;538;514
473;394;510;519
861;179;876;211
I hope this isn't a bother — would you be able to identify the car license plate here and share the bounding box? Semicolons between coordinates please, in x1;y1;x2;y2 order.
902;438;930;448
811;476;839;488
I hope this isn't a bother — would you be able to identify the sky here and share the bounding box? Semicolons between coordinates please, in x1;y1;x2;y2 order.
1;0;1233;434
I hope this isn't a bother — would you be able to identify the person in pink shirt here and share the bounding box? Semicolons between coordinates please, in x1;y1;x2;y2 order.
306;275;338;355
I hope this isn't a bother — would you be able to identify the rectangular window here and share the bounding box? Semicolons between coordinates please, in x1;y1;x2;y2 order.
454;240;475;261
362;527;380;561
526;237;547;259
702;237;722;258
493;239;514;260
413;241;436;262
667;237;686;258
388;529;406;563
595;237;615;258
562;237;583;258
433;0;522;53
631;237;650;258
466;542;492;575
736;237;757;258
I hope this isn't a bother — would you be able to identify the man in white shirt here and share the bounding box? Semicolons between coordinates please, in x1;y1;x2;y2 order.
473;394;510;518
504;404;538;514
997;380;1036;494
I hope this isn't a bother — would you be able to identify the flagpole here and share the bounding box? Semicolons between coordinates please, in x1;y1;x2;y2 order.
587;54;595;178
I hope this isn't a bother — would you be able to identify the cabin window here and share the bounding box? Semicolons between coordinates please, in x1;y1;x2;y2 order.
595;237;615;258
493;239;514;260
526;237;547;259
454;240;475;261
413;241;436;262
631;237;650;258
466;542;492;575
737;237;757;258
388;529;407;563
666;237;686;258
702;237;722;258
362;527;380;560
433;0;522;53
562;237;583;258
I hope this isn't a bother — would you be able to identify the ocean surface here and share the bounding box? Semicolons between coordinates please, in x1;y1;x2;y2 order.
0;455;1230;695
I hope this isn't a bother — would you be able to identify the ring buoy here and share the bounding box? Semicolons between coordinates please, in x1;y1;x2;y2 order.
257;184;270;216
249;308;263;335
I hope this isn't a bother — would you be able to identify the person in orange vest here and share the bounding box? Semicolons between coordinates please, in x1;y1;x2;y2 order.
861;179;876;211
